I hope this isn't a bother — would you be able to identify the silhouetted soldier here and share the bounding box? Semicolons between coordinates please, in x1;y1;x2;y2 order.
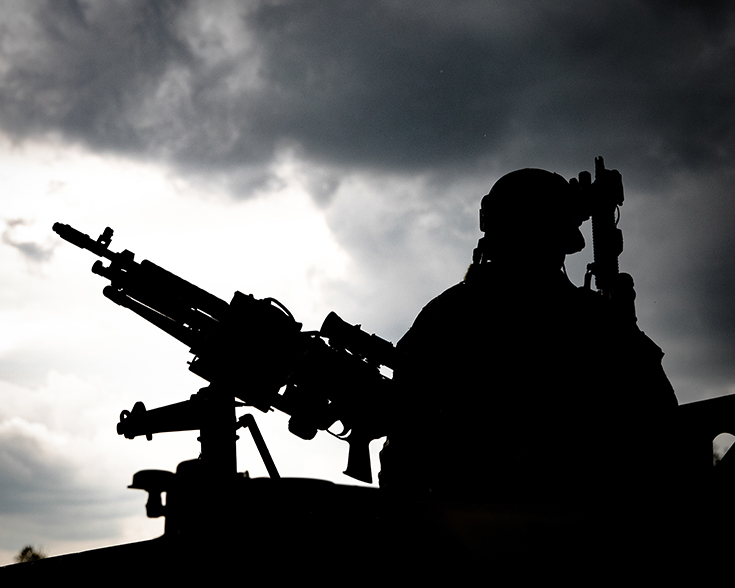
379;169;677;507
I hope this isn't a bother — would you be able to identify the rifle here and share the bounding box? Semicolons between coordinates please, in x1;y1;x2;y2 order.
52;223;392;483
573;157;637;320
573;156;623;294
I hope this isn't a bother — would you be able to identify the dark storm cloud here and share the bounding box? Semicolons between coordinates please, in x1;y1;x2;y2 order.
0;0;192;153
246;0;735;176
244;1;512;170
1;0;732;178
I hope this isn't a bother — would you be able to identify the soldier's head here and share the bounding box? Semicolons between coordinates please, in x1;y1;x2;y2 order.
478;168;586;266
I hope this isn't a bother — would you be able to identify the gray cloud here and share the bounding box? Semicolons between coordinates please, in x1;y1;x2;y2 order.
1;219;56;263
0;420;135;551
1;1;732;181
0;0;192;153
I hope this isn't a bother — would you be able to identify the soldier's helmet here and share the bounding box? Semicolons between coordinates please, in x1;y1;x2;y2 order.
480;168;586;259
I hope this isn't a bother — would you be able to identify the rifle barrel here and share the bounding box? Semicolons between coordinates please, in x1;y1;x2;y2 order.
53;223;116;261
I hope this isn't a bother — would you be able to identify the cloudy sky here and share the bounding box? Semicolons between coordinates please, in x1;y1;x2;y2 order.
1;0;734;564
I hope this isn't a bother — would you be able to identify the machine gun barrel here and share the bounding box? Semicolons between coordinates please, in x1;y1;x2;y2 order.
53;223;117;260
53;223;230;340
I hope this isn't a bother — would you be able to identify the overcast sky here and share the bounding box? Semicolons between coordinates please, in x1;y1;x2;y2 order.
1;0;734;564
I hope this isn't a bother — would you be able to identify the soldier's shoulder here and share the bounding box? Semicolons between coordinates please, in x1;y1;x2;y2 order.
429;281;468;304
397;282;468;347
416;282;474;318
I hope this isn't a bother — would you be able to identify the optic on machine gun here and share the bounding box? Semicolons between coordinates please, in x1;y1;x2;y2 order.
320;311;397;370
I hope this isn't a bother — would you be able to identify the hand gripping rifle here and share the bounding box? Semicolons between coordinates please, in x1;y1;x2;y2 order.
53;223;393;483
